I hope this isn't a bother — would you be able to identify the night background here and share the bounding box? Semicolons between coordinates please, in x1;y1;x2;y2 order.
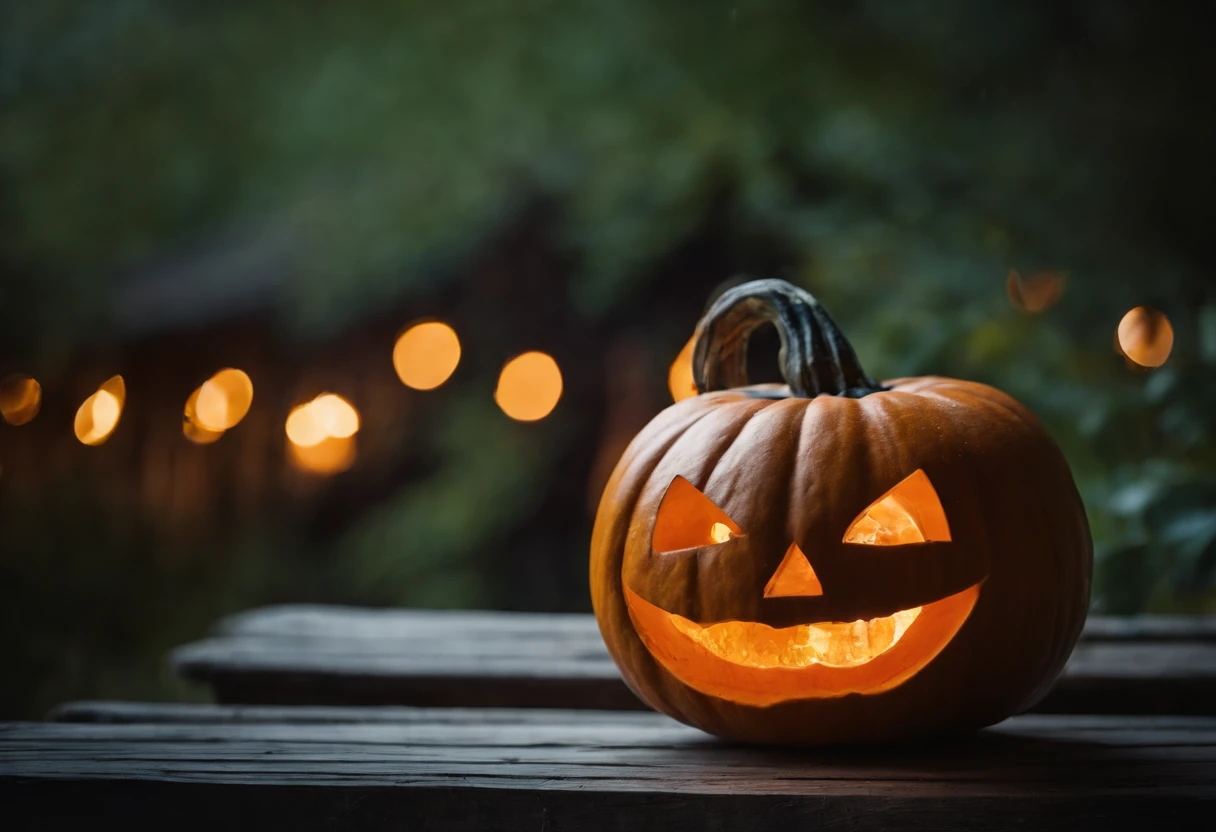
1;0;1213;719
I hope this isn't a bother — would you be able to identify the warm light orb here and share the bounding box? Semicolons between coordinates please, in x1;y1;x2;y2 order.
0;374;42;426
495;351;563;422
184;420;225;445
195;368;254;431
313;393;360;439
1006;268;1064;314
286;394;358;447
286;402;327;448
1117;306;1174;368
183;387;225;445
668;335;698;402
709;522;732;544
289;434;356;475
393;322;461;390
74;375;125;446
285;393;361;475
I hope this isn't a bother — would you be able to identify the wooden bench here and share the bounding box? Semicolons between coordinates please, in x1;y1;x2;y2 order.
2;701;1213;829
172;606;1216;714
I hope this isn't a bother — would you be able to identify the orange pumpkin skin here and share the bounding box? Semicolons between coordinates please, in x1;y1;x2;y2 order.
590;281;1091;745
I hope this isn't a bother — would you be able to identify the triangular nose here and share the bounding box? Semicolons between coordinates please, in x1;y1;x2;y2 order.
764;542;823;597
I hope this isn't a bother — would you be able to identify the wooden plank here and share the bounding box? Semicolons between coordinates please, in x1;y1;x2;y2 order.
42;701;1216;747
215;605;604;639
174;650;645;710
1045;642;1216;715
49;701;655;726
1081;615;1216;642
171;607;1216;713
10;710;1216;784
4;780;1212;832
3;709;1215;830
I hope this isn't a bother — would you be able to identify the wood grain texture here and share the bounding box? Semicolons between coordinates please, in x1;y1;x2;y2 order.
4;708;1216;830
171;607;1216;713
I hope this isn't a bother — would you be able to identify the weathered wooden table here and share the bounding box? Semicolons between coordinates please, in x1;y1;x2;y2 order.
6;610;1216;828
173;606;1216;714
3;702;1214;829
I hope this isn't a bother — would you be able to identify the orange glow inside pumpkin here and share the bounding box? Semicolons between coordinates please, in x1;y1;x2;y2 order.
652;475;743;553
843;469;951;544
625;583;978;705
669;603;922;669
763;543;823;597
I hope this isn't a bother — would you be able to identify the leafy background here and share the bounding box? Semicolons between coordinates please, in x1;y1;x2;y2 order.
1;0;1213;717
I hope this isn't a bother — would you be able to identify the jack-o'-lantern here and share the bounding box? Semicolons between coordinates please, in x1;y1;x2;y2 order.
590;279;1091;744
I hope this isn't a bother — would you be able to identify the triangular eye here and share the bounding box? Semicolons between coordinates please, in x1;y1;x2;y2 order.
764;543;823;597
652;476;744;553
843;469;951;545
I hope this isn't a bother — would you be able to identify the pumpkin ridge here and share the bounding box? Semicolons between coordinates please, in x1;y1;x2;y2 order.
696;399;777;493
941;384;1090;704
893;380;1089;713
675;398;775;625
592;401;726;714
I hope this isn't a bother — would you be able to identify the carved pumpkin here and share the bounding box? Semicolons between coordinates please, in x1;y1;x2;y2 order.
590;279;1091;744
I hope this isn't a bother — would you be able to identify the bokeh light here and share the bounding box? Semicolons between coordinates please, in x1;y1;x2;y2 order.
287;394;359;447
668;335;698;402
393;321;461;390
289;434;356;475
286;402;326;447
183;387;225;445
195;368;254;431
286;393;360;475
1006;268;1064;314
0;374;42;426
313;394;360;438
74;375;125;446
495;352;563;422
1117;306;1174;368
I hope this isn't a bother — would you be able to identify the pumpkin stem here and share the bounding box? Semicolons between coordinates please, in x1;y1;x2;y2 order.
692;278;884;398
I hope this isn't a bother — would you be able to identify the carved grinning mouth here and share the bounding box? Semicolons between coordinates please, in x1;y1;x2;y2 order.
668;605;923;669
623;583;981;704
